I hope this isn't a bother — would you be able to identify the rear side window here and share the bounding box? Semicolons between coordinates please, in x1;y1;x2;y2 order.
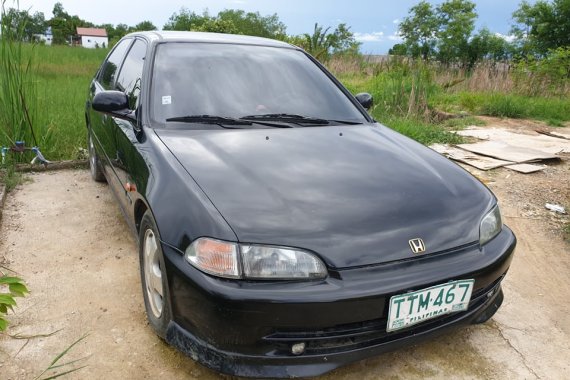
99;39;132;89
116;39;147;109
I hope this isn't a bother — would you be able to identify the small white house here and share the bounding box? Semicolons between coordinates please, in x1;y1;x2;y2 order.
76;27;108;48
33;26;53;45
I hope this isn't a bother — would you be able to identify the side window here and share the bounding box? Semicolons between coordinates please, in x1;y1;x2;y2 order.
116;39;147;109
99;39;132;89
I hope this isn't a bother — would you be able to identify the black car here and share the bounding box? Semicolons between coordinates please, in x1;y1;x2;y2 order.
86;31;516;378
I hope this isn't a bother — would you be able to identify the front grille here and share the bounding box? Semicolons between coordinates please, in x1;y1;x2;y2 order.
263;276;504;355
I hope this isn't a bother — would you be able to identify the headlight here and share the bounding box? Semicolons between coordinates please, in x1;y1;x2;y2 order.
479;205;502;246
241;245;327;280
185;238;327;280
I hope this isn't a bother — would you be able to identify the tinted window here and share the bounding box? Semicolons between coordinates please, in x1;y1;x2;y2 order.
151;43;366;126
99;39;131;89
116;39;147;109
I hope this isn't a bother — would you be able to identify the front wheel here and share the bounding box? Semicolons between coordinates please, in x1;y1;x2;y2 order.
88;131;106;182
139;210;171;338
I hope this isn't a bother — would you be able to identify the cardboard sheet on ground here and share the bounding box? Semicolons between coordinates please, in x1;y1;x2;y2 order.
504;163;547;173
457;141;559;163
536;129;570;141
456;128;570;154
430;144;512;170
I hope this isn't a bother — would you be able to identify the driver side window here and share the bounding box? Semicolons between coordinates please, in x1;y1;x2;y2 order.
116;39;147;110
99;39;132;90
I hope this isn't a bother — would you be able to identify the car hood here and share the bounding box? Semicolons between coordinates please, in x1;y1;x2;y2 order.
155;124;494;269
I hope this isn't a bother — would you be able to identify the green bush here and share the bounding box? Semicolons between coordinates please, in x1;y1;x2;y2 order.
367;59;438;119
481;94;527;118
0;275;28;331
513;47;570;97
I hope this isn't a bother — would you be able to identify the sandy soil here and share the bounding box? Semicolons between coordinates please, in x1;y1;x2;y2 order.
1;120;569;379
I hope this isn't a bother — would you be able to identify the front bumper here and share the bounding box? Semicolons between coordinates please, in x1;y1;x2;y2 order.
162;227;516;378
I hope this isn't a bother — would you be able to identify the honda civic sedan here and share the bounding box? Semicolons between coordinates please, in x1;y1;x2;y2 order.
86;31;516;378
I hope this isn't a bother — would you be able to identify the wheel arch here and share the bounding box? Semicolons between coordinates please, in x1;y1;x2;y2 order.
134;198;150;234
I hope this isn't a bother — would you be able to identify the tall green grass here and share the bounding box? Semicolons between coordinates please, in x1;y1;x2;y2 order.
0;3;107;163
336;59;462;145
334;55;570;134
0;0;39;162
434;91;570;125
33;44;107;160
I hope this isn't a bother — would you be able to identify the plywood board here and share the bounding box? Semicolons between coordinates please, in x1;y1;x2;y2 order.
505;163;547;173
430;144;513;170
458;141;559;163
456;128;570;154
535;129;570;141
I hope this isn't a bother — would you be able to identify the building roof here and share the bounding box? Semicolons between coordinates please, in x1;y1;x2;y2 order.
76;27;107;37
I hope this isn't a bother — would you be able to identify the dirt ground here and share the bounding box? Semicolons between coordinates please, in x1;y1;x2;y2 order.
1;119;569;379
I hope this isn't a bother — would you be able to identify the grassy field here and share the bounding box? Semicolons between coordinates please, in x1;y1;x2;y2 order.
1;44;569;163
33;45;108;160
331;58;570;135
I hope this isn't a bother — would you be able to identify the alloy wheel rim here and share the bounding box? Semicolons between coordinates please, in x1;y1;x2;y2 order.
143;229;163;319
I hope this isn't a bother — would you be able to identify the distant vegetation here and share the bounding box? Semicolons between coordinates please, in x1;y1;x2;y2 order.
391;0;570;65
0;0;568;165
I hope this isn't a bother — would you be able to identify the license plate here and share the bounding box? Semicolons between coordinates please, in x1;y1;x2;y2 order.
386;279;474;332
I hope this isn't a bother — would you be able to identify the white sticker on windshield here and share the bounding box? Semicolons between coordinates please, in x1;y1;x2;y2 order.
162;96;172;105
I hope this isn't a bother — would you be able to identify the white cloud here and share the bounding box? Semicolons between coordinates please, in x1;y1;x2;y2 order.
387;32;403;42
354;31;384;42
494;33;516;43
393;18;400;24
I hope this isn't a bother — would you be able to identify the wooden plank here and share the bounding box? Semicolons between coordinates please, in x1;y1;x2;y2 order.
456;128;570;154
458;141;559;163
535;129;570;141
430;144;513;170
505;163;547;173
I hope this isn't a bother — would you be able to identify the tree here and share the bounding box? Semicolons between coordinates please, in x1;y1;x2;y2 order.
163;8;287;39
511;0;570;56
389;43;408;56
193;18;239;34
398;1;439;60
49;2;93;44
1;8;47;41
297;23;359;60
163;8;209;31
133;21;157;32
328;23;361;56
467;28;514;65
217;9;286;39
436;0;477;64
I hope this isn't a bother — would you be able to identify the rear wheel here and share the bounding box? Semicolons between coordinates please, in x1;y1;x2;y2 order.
139;210;171;338
88;131;106;182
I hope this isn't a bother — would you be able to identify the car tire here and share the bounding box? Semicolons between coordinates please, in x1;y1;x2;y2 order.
88;131;106;182
139;210;172;339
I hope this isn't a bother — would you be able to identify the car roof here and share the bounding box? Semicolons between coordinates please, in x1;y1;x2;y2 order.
125;31;295;49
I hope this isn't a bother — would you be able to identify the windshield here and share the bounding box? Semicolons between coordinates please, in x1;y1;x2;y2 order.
150;42;368;127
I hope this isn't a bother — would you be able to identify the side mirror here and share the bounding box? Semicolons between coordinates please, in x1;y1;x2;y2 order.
355;93;373;110
92;91;135;121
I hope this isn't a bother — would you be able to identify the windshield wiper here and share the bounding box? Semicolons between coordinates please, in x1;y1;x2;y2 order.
165;115;293;128
166;115;252;126
328;119;364;125
241;113;330;125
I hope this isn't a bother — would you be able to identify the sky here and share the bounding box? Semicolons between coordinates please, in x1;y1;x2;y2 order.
16;0;533;53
